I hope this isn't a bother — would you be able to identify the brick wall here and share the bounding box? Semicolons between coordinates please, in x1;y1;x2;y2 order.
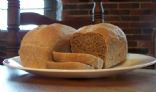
63;0;156;56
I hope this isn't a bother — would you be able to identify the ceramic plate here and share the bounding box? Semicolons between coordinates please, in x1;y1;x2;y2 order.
3;53;156;78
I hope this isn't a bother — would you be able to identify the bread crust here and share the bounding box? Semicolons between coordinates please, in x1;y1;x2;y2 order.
46;61;94;70
53;51;104;69
19;23;77;68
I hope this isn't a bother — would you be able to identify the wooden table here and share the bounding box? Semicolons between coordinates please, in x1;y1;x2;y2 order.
1;65;156;92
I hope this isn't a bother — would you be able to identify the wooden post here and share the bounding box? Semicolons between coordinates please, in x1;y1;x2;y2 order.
6;0;20;57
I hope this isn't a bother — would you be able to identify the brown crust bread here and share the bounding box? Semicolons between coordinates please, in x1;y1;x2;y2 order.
19;23;77;68
52;51;104;69
19;23;127;69
70;23;128;68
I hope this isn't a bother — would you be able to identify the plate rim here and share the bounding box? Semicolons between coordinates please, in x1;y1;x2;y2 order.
3;53;156;73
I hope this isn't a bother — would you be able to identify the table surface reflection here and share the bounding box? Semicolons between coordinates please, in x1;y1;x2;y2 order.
1;65;156;92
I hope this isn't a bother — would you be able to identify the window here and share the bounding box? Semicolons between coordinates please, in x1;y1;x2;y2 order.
0;0;8;31
0;0;44;31
0;0;63;31
20;0;44;30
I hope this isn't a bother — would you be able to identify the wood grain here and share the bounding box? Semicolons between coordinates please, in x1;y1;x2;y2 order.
1;65;156;92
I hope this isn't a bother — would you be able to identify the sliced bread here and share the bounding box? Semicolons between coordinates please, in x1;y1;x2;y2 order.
70;23;128;68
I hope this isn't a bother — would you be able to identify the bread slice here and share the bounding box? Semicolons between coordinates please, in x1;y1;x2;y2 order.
52;51;104;69
46;61;94;70
70;23;128;68
19;23;77;69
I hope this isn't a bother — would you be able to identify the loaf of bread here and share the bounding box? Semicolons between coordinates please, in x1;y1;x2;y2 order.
52;51;104;69
19;23;127;69
70;23;128;68
19;23;77;68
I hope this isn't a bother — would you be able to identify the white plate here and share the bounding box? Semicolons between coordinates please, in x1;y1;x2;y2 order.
3;53;156;78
